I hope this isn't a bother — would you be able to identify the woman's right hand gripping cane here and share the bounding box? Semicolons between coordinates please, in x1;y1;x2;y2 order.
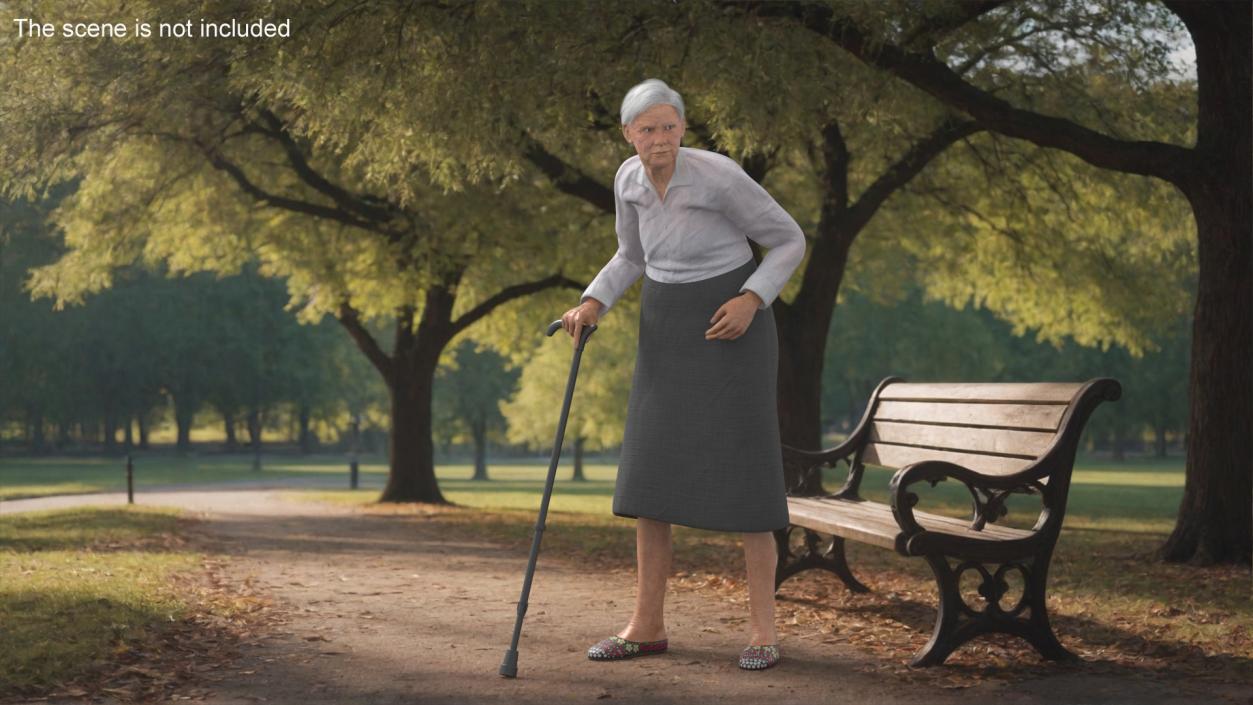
561;299;603;349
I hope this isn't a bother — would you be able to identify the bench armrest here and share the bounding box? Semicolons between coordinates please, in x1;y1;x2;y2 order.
781;437;860;468
889;460;1049;552
780;378;902;498
781;441;860;497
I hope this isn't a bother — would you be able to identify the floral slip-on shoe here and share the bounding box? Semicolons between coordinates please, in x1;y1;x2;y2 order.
586;635;669;661
738;644;781;670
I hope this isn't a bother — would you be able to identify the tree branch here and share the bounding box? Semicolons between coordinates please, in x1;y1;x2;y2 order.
820;120;850;210
336;302;395;385
848;118;983;231
253;108;401;226
450;272;585;337
520;133;615;212
900;0;1012;49
198;142;388;232
752;1;1192;182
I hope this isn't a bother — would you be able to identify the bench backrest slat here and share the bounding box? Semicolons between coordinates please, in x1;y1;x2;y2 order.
877;383;1082;404
860;382;1085;477
869;421;1056;457
861;442;1033;476
873;400;1066;432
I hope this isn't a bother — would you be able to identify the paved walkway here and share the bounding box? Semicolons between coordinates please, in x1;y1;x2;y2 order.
3;489;1248;704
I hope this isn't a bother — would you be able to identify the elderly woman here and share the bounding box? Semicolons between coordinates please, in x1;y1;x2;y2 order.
561;78;806;671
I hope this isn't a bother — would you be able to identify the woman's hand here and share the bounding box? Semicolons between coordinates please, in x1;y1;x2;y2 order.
706;291;763;340
561;299;603;348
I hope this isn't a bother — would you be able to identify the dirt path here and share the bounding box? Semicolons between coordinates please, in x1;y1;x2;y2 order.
4;490;1248;704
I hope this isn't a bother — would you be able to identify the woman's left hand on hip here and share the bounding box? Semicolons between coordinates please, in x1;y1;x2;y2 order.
706;292;762;340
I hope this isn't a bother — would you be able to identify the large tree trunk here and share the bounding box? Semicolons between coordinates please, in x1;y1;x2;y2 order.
381;355;447;502
1159;4;1252;565
1161;172;1252;564
376;291;456;504
776;230;850;495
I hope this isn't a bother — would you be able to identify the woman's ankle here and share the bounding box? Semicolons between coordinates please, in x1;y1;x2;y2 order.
747;630;778;645
619;623;667;641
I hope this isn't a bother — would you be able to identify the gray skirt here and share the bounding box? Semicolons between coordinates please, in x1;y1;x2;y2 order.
612;256;789;533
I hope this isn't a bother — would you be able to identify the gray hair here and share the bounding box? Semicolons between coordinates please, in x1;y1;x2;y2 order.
620;78;686;128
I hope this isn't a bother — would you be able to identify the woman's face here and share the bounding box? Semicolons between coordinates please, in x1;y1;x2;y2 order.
622;103;685;172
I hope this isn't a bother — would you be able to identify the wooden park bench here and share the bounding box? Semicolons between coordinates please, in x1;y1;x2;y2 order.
774;377;1121;666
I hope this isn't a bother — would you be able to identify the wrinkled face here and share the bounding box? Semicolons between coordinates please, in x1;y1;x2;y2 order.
622;103;685;172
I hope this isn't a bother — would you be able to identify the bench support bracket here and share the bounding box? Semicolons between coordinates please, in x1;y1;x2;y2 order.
913;552;1076;667
773;525;869;594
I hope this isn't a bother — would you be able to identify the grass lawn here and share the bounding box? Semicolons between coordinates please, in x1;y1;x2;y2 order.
0;454;393;500
290;453;1251;685
0;506;263;699
293;453;1187;530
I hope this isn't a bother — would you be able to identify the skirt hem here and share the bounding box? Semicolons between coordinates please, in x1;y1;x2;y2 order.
611;508;789;534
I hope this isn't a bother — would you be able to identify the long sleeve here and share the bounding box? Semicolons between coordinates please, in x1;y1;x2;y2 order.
719;166;806;309
580;164;645;315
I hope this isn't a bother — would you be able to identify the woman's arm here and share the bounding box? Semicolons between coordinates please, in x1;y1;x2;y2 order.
580;164;645;315
719;167;807;310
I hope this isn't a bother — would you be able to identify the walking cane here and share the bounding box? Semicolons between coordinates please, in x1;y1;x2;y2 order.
499;318;599;678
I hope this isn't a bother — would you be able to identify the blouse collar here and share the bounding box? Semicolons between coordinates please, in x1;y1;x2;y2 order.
635;147;693;194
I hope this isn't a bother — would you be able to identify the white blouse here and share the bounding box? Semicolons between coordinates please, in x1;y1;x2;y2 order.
580;146;807;315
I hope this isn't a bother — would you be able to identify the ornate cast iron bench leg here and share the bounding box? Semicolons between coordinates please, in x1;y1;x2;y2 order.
912;550;1076;667
773;525;869;594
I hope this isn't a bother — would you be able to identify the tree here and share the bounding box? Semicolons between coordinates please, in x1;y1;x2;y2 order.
476;1;1190;502
2;189;387;454
500;297;639;481
822;286;1011;431
1;0;1209;523
753;0;1248;563
432;339;520;480
0;0;590;501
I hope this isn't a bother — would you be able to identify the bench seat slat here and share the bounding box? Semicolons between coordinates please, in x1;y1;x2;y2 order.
878;382;1082;404
869;421;1055;458
787;496;1032;550
862;442;1032;476
873;400;1066;431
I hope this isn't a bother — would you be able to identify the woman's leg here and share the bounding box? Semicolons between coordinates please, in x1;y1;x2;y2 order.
742;531;778;645
619;517;672;641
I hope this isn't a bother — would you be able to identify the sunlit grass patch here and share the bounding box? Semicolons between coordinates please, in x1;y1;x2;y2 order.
0;507;195;695
0;506;270;699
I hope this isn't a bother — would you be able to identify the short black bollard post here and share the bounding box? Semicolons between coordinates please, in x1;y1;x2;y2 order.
126;454;134;505
350;460;359;490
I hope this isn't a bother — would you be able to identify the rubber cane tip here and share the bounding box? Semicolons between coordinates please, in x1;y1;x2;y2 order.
499;648;519;678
